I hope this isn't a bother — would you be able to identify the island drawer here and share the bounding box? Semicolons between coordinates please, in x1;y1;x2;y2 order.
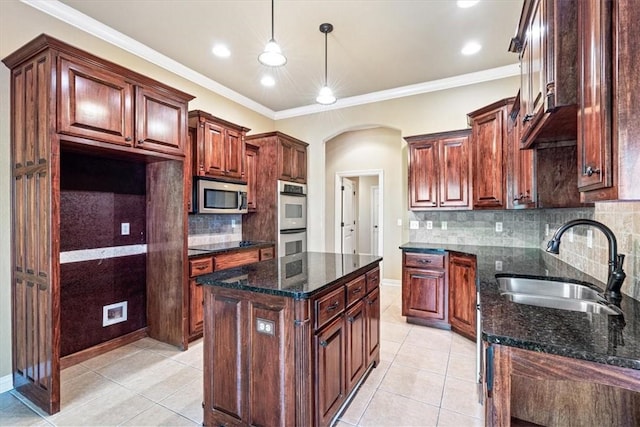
315;286;346;330
404;252;445;269
366;266;380;293
260;246;275;261
346;275;367;307
190;257;213;276
215;250;260;270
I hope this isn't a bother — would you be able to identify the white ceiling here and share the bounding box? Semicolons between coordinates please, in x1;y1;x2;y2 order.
48;0;523;117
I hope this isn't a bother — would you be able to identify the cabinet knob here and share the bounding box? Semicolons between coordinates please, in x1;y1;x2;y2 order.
347;316;355;323
125;136;132;142
319;340;328;347
585;166;601;177
523;114;534;123
138;139;144;144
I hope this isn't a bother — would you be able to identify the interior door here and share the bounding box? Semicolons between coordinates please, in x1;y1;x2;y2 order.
371;186;380;256
341;178;356;254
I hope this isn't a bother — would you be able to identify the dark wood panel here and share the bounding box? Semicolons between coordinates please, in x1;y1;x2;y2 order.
315;286;346;330
448;253;477;340
404;252;445;269
135;86;186;156
471;105;507;209
345;301;366;391
315;315;346;426
365;287;381;365
536;144;586;208
215;249;260;271
402;267;447;322
60;328;146;369
408;139;438;208
346;275;366;307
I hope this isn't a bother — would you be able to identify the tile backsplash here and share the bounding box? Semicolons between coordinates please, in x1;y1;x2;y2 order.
408;202;640;299
188;214;242;246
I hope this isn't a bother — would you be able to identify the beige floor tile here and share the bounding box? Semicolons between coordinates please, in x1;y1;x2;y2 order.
361;360;389;389
159;376;204;424
59;364;90;383
379;339;400;362
339;381;376;425
79;343;143;371
437;408;484;426
447;352;476;382
380;320;412;343
380;303;406;324
146;340;185;358
121;404;198;426
335;420;358;427
378;364;445;407
451;333;476;356
441;376;483;419
359;389;440;427
404;326;452;352
95;349;168;384
120;358;202;402
58;371;124;410
131;337;165;349
0;393;49;426
394;343;449;375
48;388;154;426
170;340;204;370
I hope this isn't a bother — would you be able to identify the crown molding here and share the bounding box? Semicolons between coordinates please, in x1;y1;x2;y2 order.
24;0;519;122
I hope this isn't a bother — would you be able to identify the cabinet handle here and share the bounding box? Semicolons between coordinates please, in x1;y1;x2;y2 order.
195;265;208;270
523;113;534;123
418;259;432;264
138;139;144;144
351;287;363;295
125;136;132;142
368;299;375;305
585;166;601;177
326;301;340;312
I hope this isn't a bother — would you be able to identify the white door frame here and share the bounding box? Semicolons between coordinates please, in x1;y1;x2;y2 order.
334;169;384;257
371;185;379;256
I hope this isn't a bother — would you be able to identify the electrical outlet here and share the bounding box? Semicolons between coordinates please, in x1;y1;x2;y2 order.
231;219;236;228
426;221;433;230
121;223;130;235
495;222;503;232
256;318;275;335
568;228;574;242
587;229;593;248
409;220;419;230
495;260;503;271
545;224;550;236
441;221;447;230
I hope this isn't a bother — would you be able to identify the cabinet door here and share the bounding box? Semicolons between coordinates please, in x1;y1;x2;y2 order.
189;278;204;336
135;86;187;156
520;0;545;135
448;254;477;340
577;0;613;192
224;128;244;179
278;140;294;181
402;267;447;321
200;120;225;177
245;144;259;211
409;141;438;209
292;144;307;183
345;300;366;391
316;315;346;426
58;55;134;146
439;135;471;208
472;108;506;209
365;287;380;366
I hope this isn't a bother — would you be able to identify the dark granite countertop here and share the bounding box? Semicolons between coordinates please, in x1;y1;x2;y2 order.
400;242;640;370
196;252;383;299
188;240;274;258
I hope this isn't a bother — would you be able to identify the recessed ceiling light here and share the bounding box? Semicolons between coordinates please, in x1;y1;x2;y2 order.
212;44;231;58
461;41;482;55
261;75;275;87
457;0;480;8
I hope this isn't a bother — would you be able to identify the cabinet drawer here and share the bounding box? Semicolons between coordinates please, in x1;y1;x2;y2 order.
404;253;445;269
346;275;366;307
366;267;380;293
189;257;213;277
315;286;346;330
215;250;260;270
260;246;275;261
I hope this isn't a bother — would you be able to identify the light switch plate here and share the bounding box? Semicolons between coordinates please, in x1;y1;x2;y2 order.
426;221;433;230
495;260;503;271
409;220;419;230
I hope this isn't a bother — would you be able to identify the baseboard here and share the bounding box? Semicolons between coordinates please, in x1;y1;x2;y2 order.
60;328;148;369
381;278;401;287
0;374;13;393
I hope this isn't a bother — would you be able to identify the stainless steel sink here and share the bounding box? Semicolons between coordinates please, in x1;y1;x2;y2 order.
497;276;604;301
501;292;623;316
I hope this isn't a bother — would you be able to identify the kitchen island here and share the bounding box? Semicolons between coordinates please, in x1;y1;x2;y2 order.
196;252;382;427
401;243;640;426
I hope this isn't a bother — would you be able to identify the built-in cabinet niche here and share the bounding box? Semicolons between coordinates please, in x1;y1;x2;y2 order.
59;150;147;357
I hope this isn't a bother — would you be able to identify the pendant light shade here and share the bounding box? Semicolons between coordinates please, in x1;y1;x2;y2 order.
259;0;286;66
316;23;336;105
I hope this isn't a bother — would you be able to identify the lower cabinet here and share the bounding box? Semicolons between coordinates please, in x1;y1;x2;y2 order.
316;315;347;427
402;250;477;339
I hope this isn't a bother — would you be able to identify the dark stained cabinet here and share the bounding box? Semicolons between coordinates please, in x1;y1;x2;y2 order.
406;129;472;210
279;137;308;183
507;94;536;209
448;253;477;340
135;85;188;156
402;252;448;328
345;299;366;392
316;315;347;426
245;143;259;211
188;110;249;181
509;0;578;148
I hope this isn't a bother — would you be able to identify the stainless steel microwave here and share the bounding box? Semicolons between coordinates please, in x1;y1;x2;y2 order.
195;178;248;214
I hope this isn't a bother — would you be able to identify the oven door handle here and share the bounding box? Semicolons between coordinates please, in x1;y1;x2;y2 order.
280;192;307;197
280;228;306;235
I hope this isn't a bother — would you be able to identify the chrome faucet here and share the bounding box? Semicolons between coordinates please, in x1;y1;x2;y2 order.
546;219;626;298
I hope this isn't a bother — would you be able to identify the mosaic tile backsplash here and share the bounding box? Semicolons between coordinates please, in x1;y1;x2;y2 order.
408;201;640;299
188;214;242;246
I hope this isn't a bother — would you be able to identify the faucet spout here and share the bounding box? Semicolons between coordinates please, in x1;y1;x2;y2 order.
545;219;625;298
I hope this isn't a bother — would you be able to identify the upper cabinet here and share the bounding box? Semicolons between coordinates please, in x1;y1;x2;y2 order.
509;0;578;148
245;143;259;212
405;129;472;210
278;136;307;183
56;53;191;157
188;110;250;182
577;0;640;202
507;94;536;209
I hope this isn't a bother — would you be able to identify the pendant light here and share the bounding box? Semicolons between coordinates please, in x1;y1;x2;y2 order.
258;0;286;67
316;23;336;105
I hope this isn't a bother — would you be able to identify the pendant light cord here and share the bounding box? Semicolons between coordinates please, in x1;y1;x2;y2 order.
324;31;328;85
271;0;275;39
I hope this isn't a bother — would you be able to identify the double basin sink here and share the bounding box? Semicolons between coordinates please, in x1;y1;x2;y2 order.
498;276;623;316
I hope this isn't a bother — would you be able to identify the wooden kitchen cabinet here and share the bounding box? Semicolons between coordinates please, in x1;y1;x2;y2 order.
245;143;259;211
188;110;250;181
509;0;578;148
278;136;308;183
316;315;347;426
345;298;367;392
507;94;536;209
402;252;448;328
577;0;640;202
405;129;472;210
448;253;477;340
468;99;513;209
